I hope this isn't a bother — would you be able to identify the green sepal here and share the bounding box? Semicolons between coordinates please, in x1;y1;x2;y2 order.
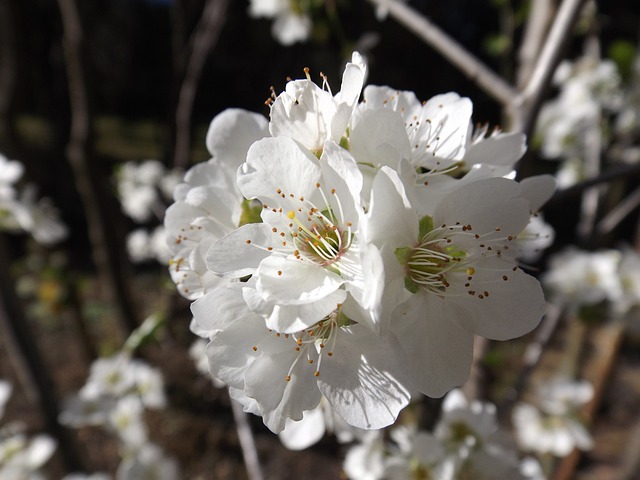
394;246;412;265
418;215;434;239
404;276;419;294
239;199;263;226
339;135;350;151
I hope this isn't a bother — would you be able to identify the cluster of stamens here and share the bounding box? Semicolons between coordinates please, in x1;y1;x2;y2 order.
249;182;355;271
399;219;517;299
277;308;346;382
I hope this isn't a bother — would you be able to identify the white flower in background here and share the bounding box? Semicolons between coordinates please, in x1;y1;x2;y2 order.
126;226;170;265
0;154;67;245
617;247;640;314
0;434;57;480
165;108;269;300
194;282;411;433
0;381;10;419
189;339;226;388
366;168;549;396
116;443;180;480
117;160;166;223
269;52;367;153
0;380;57;480
248;0;312;46
109;396;148;450
536;56;622;171
80;354;138;400
513;377;593;456
343;430;387;480
0;154;23;200
542;247;623;308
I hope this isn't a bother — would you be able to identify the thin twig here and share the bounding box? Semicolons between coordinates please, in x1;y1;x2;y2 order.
367;0;517;107
57;0;138;336
513;0;589;134
173;0;230;169
596;183;640;235
516;0;553;89
229;394;264;480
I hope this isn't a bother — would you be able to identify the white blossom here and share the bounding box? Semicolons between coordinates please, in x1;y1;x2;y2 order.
543;247;623;308
513;378;593;456
165;108;269;300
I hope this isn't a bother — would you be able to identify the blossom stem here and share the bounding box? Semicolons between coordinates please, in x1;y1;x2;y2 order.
230;394;264;480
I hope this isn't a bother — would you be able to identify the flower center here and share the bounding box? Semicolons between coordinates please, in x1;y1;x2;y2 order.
396;215;467;295
288;208;353;267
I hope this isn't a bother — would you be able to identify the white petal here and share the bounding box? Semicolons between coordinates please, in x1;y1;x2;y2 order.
392;295;473;397
446;265;546;340
239;136;321;202
519;174;556;211
255;255;343;305
278;406;327;450
366;166;417;247
434;177;530;238
464;132;526;170
191;283;253;333
206;313;268;389
245;286;347;333
350;108;412;169
206;223;277;277
244;347;322;433
206;108;269;164
269;80;336;151
318;324;412;429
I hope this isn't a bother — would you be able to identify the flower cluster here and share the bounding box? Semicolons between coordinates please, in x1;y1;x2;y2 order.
343;389;541;480
0;153;67;245
513;377;593;457
166;52;553;434
115;159;183;265
59;317;179;479
248;0;312;46
543;246;640;317
0;380;57;480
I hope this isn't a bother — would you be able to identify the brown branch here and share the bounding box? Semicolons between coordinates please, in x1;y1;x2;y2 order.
367;0;517;107
511;0;589;135
173;0;230;169
56;0;138;337
516;0;554;89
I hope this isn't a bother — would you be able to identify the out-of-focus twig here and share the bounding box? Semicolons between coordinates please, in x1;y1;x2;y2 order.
230;395;264;480
512;0;589;135
516;0;554;89
366;0;517;107
596;183;640;235
57;0;138;336
547;163;640;206
553;321;625;480
173;0;230;169
461;336;488;402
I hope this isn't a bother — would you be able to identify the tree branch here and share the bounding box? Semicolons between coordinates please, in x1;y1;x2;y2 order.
367;0;517;107
173;0;230;169
57;0;138;336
